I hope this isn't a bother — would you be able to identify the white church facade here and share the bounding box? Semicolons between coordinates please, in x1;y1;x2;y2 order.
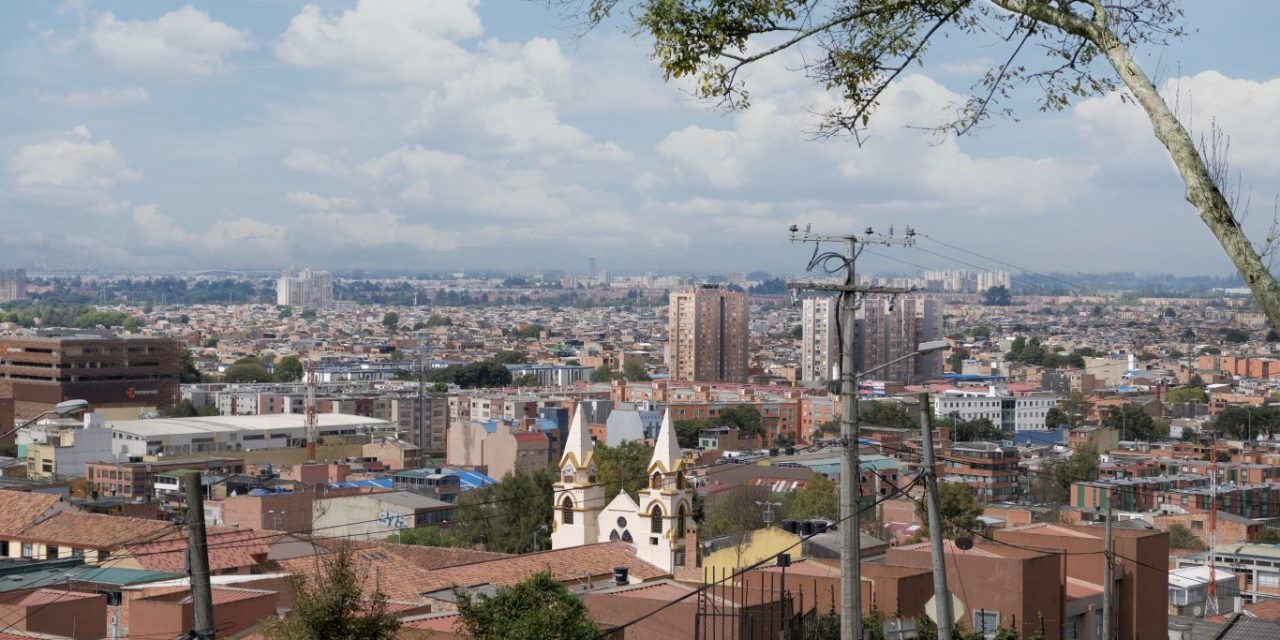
550;404;694;573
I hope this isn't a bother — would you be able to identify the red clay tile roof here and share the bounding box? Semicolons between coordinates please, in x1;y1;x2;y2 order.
6;588;102;607
127;529;271;573
414;542;668;593
18;512;174;548
140;586;274;606
0;491;62;537
342;540;511;570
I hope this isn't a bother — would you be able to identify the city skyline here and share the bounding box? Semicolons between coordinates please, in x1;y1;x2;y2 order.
2;2;1280;276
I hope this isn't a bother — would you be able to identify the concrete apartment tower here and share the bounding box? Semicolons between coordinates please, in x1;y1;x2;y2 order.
634;409;693;573
667;285;749;383
551;404;604;550
277;268;334;310
856;295;944;382
801;296;838;384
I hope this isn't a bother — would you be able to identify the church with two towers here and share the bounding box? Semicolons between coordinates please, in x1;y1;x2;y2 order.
550;404;695;573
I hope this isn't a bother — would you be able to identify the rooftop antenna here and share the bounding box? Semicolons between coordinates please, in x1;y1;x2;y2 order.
305;359;318;462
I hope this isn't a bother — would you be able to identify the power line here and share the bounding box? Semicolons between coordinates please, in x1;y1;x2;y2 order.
917;234;1089;293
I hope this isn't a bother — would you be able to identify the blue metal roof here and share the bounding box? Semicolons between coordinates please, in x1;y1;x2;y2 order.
328;478;393;490
942;373;1007;381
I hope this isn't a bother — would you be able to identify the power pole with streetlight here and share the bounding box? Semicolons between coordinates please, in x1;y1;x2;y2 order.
786;225;926;640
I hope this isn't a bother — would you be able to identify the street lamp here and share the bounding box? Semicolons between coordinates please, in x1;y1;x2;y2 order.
1;399;90;441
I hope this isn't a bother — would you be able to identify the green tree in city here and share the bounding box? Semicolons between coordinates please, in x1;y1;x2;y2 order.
674;419;711;449
222;363;273;383
716;404;765;439
178;347;203;384
273;355;304;383
622;355;651;381
1223;328;1250;344
380;311;399;331
449;467;555;553
789;324;803;340
1044;407;1069;429
1102;405;1168;441
454;571;599;640
278;306;292;319
492;350;530;365
299;309;317;320
983;286;1012;307
948;347;970;374
589;364;618;383
972;326;992;341
387;526;455;547
782;473;838;521
168;399;220;418
594;440;653;501
260;544;401;640
425;313;451;327
1167;523;1206;550
514;373;540;387
915;481;982;540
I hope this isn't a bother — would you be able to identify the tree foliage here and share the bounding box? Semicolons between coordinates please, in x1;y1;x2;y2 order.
622;355;651;381
387;526;455;548
260;544;401;640
782;473;838;521
178;347;203;384
983;286;1012;307
428;360;513;388
589;364;620;383
274;355;304;382
1102;404;1169;441
594;440;653;501
1214;404;1280;439
717;404;765;438
916;481;982;540
455;572;599;640
449;467;555;553
222;363;273;383
168;399;220;418
1167;523;1206;550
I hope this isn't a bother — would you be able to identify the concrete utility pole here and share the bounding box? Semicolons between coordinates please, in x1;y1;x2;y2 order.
918;393;954;640
1102;488;1113;640
182;471;215;640
787;225;916;640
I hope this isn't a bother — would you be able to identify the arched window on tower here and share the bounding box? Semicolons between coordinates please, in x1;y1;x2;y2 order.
587;464;598;484
650;471;663;490
675;471;687;489
561;495;574;525
676;503;687;539
650;505;663;534
562;464;575;485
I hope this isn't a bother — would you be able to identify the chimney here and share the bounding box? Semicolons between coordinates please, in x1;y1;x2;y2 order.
612;566;629;586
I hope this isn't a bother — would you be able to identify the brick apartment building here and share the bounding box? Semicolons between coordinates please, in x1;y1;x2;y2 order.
0;330;180;427
84;458;245;501
943;442;1020;502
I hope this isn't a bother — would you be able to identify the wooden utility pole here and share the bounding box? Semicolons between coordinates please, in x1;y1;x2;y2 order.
182;471;215;640
787;225;916;640
918;393;953;640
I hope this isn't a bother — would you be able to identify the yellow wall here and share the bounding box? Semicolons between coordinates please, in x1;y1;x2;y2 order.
702;527;802;582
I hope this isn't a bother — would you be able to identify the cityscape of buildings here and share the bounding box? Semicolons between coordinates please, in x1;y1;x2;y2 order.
1;1;1277;637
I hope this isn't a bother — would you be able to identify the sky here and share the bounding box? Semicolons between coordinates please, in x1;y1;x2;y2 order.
2;0;1280;277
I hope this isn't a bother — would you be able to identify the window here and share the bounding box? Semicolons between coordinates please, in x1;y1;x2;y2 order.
676;504;687;539
0;541;7;556
587;465;598;484
561;496;574;525
650;505;664;534
46;546;58;559
21;543;33;559
650;472;663;490
973;610;1000;638
1259;572;1280;588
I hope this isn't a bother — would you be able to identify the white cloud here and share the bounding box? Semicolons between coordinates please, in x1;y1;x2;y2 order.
85;6;252;75
132;204;194;246
41;87;151;109
276;0;482;84
8;125;142;209
1076;71;1280;177
282;149;349;177
286;191;360;211
206;217;287;252
360;145;465;203
301;209;459;251
657;125;746;188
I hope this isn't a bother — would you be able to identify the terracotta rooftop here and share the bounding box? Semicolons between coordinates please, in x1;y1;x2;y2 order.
17;512;174;548
417;542;667;592
127;529;271;573
0;491;62;537
2;588;102;607
342;540;511;570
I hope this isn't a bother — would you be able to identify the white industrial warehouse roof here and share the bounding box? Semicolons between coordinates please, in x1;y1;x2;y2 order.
106;413;394;437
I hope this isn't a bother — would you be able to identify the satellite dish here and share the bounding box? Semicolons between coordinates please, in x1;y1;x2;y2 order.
1192;605;1203;617
955;537;974;550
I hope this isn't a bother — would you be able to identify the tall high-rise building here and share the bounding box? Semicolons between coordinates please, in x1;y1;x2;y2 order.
277;268;333;310
0;270;26;303
856;295;943;382
667;285;749;383
801;297;838;383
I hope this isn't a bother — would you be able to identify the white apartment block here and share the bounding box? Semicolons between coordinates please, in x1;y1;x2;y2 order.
277;268;333;310
801;297;838;383
934;388;1061;432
